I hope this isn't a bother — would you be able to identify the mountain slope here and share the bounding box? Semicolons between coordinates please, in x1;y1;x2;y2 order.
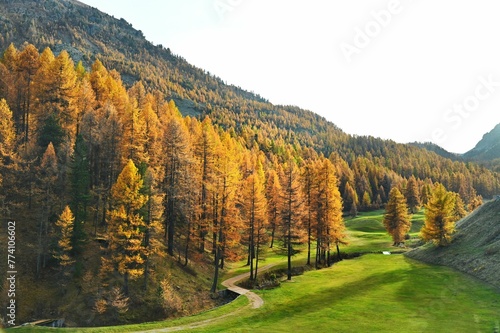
464;123;500;161
406;200;500;288
0;0;343;142
409;141;462;161
0;0;498;196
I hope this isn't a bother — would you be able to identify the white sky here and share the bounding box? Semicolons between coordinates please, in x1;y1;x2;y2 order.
80;0;500;154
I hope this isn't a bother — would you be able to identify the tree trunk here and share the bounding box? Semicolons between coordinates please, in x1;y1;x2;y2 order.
124;271;129;295
183;220;190;267
287;217;292;280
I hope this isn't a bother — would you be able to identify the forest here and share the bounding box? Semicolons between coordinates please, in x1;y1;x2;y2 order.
0;42;498;326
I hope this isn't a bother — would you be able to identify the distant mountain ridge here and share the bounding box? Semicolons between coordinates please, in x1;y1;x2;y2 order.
409;142;462;161
463;123;500;161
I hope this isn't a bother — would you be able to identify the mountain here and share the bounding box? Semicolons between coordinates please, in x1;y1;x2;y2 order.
463;123;500;162
409;142;462;161
406;199;500;289
1;0;498;193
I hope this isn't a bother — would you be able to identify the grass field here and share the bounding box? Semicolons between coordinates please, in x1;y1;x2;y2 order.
190;255;500;332
8;210;500;333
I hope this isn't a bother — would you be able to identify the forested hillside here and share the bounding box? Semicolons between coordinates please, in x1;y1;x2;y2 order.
463;123;500;171
0;0;499;327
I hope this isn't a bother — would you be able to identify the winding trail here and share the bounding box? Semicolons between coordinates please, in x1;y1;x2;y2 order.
136;263;277;332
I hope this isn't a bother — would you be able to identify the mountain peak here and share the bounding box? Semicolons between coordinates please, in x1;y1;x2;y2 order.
464;123;500;161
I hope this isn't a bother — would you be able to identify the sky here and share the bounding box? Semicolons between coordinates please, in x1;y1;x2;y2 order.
79;0;500;154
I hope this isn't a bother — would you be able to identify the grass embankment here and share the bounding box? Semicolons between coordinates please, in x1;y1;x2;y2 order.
8;209;500;333
407;200;500;288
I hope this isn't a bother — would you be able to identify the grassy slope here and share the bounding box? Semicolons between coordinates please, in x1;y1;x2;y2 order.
406;200;500;289
8;210;500;333
191;255;500;333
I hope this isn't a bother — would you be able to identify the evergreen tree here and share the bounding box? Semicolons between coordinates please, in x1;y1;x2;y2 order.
383;187;411;245
420;183;456;246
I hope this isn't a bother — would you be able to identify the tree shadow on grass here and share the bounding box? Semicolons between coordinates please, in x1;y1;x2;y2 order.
251;265;408;323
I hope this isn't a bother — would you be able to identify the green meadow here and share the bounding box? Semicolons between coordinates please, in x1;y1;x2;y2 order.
9;210;500;333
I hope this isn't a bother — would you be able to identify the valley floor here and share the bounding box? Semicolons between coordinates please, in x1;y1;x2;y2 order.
9;210;500;333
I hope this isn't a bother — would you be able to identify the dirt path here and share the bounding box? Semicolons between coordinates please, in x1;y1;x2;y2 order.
135;263;276;332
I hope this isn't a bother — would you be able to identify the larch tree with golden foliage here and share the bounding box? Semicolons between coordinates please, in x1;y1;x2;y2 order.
0;99;16;185
405;175;421;214
281;160;303;280
162;113;192;256
420;183;456;246
301;159;317;266
383;187;411;246
194;117;218;253
210;133;242;293
265;167;281;249
16;44;40;145
240;156;267;281
36;142;59;278
314;158;345;266
107;159;148;294
54;205;76;271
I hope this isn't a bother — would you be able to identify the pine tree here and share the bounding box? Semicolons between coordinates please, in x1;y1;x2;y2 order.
108;159;148;294
54;205;76;269
383;187;411;245
420;183;456;246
